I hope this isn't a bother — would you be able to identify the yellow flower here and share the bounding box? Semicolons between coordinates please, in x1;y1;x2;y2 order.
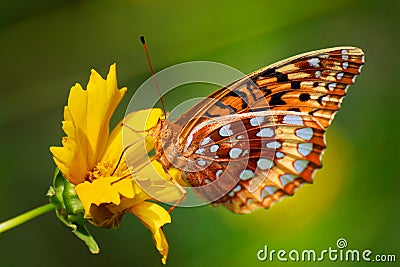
50;64;170;264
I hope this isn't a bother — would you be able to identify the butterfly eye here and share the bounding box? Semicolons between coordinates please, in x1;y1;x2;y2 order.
161;128;173;141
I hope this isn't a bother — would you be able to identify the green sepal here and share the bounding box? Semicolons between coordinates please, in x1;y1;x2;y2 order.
47;168;100;254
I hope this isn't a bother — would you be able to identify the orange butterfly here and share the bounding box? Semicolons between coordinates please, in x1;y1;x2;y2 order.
139;45;364;214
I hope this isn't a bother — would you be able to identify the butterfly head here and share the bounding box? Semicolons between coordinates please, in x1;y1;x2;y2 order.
161;127;173;143
151;120;180;166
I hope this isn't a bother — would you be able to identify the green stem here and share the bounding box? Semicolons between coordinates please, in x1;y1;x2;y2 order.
0;203;55;234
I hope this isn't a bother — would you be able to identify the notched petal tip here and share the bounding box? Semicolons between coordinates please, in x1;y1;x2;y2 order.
130;202;171;265
75;177;135;217
51;64;128;184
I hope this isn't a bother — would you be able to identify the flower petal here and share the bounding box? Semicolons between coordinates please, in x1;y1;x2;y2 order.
130;202;171;265
122;108;164;170
124;108;164;131
86;64;126;165
99;108;163;177
75;176;135;216
50;64;127;184
135;161;184;203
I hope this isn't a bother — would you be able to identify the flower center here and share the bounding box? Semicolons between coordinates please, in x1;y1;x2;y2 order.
89;162;114;181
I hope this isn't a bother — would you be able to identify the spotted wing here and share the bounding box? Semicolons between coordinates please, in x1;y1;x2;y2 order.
176;47;364;214
175;47;364;137
183;110;325;213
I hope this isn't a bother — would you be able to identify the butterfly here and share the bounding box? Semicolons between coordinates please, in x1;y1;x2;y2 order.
147;46;364;214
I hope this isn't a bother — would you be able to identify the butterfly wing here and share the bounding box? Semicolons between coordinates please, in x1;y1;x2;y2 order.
182;110;325;213
171;47;364;213
176;47;364;134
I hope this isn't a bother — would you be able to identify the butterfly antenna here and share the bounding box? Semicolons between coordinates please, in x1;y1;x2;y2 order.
140;35;167;118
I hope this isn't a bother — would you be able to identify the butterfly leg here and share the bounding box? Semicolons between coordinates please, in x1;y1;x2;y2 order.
122;123;150;133
167;190;187;213
157;164;187;213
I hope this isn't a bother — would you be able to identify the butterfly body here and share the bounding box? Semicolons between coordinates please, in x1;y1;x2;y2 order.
151;47;364;214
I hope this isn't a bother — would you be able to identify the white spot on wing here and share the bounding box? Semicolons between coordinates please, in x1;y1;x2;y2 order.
229;147;243;159
216;169;223;178
315;71;321;78
328;83;336;90
239;170;254;181
294;159;309;173
184;134;193;151
250;116;265;127
342;49;349;60
266;141;281;149
257;158;274;170
233;185;241;192
298;143;313;156
246;198;254;206
275;151;285;159
337;72;344;80
195;148;205;155
321;95;329;104
200;136;211;146
256;128;274;137
342;61;349;69
198;159;206;166
280;174;297;187
228;184;242;197
295;128;313;140
219;124;233;137
283;115;303;126
261;186;277;199
308;58;320;68
210;144;219;153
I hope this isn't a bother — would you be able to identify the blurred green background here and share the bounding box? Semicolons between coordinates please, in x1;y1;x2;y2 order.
0;0;399;266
